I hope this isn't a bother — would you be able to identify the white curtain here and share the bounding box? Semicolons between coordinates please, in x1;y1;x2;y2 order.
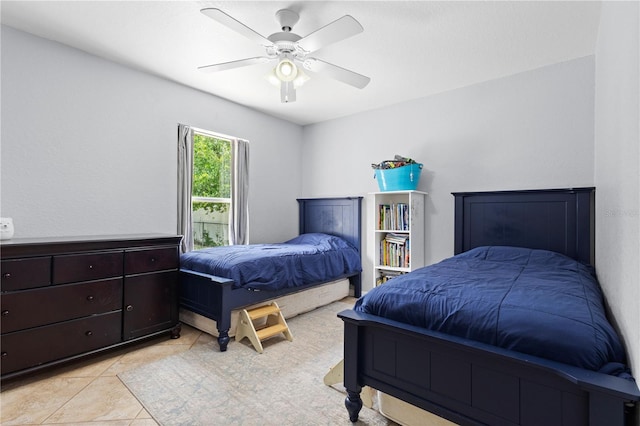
177;124;194;253
230;138;250;245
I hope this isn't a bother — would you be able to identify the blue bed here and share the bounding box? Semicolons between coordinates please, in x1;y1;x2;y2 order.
180;233;361;291
354;245;627;376
180;197;362;351
340;188;639;426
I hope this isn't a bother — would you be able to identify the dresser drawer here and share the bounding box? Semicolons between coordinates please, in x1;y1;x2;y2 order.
124;247;178;275
1;278;123;334
1;311;122;375
1;257;51;291
53;251;123;284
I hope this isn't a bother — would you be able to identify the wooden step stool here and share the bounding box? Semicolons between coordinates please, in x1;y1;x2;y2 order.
236;302;293;353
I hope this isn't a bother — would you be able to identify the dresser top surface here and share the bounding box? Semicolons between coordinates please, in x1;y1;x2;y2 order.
1;234;182;258
2;234;179;246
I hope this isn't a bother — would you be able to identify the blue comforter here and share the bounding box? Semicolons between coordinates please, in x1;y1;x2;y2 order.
180;233;361;291
355;246;628;375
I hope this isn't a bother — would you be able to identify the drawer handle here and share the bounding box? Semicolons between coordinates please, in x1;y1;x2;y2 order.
2;273;11;279
1;310;8;316
86;295;95;302
151;257;156;262
126;305;134;312
85;331;93;337
1;352;7;358
88;265;94;270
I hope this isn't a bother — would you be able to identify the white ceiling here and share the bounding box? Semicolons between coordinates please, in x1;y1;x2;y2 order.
1;1;602;126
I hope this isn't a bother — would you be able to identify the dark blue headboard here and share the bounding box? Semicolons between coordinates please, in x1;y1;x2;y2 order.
297;196;363;297
452;188;595;265
297;197;362;253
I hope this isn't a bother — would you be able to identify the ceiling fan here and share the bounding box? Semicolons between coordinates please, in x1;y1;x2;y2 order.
199;8;371;103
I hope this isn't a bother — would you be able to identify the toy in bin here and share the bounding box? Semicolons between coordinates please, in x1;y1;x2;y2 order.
372;155;423;192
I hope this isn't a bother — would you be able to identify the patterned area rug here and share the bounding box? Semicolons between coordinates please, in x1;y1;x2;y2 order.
118;300;395;425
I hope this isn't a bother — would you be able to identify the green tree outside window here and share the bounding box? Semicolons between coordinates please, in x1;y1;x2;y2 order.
192;133;231;248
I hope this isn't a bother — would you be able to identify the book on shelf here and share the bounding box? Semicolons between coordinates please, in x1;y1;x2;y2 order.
384;233;408;245
378;203;409;230
376;270;406;285
379;235;410;268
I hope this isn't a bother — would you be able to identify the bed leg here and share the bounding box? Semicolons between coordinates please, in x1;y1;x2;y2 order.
170;323;182;339
217;330;230;352
345;389;363;422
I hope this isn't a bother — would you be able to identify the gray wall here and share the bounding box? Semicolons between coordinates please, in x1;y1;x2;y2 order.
0;25;303;244
302;56;596;293
594;1;639;388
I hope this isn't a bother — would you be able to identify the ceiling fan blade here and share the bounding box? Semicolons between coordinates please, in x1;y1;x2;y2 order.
297;15;363;53
201;8;273;47
302;58;370;89
198;57;272;73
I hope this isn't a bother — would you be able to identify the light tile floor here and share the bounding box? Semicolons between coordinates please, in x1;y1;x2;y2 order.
1;324;208;425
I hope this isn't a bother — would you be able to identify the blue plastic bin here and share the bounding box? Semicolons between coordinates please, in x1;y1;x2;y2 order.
374;163;423;191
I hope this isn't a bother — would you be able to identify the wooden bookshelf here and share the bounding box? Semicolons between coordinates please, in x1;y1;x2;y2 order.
371;191;426;286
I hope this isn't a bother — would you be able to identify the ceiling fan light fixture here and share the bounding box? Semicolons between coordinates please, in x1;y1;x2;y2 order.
266;64;308;86
265;69;281;86
275;58;298;82
293;68;310;88
266;66;307;103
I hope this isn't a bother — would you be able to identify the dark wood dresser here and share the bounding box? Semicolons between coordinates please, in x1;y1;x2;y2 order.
0;234;182;380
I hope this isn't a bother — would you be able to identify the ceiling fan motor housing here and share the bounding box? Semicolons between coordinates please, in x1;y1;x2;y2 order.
268;9;304;57
275;9;299;31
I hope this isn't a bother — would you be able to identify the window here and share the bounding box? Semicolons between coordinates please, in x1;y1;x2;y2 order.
192;131;231;249
178;123;249;252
